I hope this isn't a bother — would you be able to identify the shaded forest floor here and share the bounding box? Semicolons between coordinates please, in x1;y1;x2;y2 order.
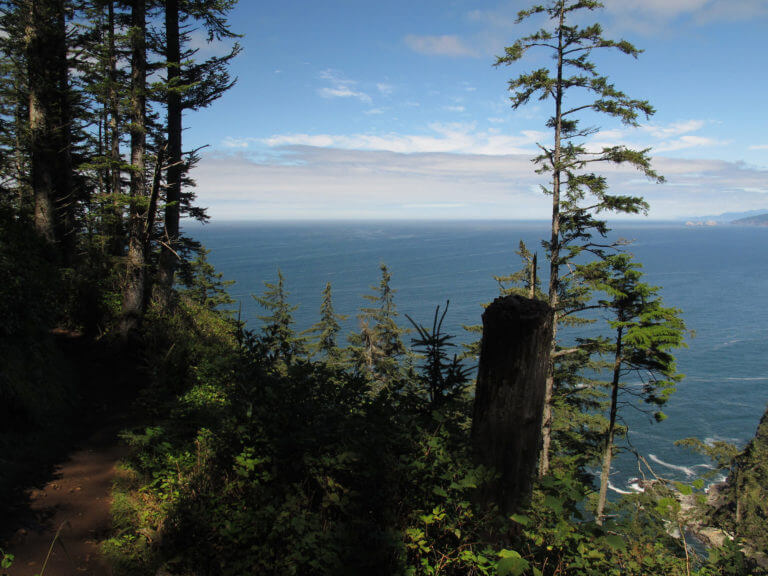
1;332;144;575
3;426;128;575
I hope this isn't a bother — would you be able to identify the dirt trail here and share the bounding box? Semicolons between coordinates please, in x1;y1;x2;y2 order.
5;426;128;576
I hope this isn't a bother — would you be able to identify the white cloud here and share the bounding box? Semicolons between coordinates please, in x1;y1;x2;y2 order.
749;144;768;150
194;147;768;221
603;0;768;32
228;118;722;161
583;119;726;155
404;34;478;57
696;0;768;22
222;137;253;148
654;135;726;153
465;1;767;46
318;86;371;102
444;105;466;113
404;203;467;209
643;120;706;139
186;27;237;59
317;70;371;103
194;148;544;220
261;123;544;155
377;83;394;96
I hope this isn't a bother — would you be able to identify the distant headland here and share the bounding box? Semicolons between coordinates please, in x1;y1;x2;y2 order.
684;209;768;227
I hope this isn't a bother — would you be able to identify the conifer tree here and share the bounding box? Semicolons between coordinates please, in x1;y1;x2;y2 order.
253;269;304;365
406;302;472;410
463;241;544;360
154;0;181;309
0;2;30;210
303;281;347;363
73;0;128;255
178;247;235;313
579;253;686;524
348;264;407;387
25;0;77;261
494;240;543;300
154;0;240;308
118;0;149;334
496;0;664;476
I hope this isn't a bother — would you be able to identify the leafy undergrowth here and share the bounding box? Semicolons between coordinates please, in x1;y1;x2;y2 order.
101;299;759;576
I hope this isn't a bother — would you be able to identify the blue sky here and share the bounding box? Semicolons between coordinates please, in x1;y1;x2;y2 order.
185;0;768;220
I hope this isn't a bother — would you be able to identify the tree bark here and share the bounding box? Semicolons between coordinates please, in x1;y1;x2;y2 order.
596;327;623;525
538;4;566;479
472;295;552;515
118;0;147;335
107;0;123;255
154;0;182;309
27;0;75;262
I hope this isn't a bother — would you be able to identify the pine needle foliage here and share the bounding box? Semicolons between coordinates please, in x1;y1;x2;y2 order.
303;281;347;364
497;0;665;476
177;247;236;315
406;302;473;410
348;263;408;387
252;269;305;365
578;252;686;523
494;240;545;300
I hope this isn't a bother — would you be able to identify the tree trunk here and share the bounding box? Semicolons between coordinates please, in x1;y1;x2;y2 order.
27;0;75;262
118;0;146;335
538;4;566;479
154;0;182;309
596;327;623;525
14;81;28;209
472;295;552;515
107;0;123;256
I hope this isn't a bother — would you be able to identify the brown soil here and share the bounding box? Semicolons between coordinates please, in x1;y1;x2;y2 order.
5;426;128;576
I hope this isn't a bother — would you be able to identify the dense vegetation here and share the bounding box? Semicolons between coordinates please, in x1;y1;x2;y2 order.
0;0;766;575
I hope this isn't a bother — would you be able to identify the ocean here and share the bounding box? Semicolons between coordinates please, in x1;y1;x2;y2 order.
188;220;768;492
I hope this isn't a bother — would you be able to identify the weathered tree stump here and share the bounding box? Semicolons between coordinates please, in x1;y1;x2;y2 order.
471;294;552;515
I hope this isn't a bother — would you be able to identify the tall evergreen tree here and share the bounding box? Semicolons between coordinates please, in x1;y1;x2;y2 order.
496;0;663;476
253;269;304;366
579;253;686;524
118;0;148;334
0;2;30;209
25;0;77;261
154;0;240;308
178;247;235;313
154;0;181;309
73;0;128;255
303;281;347;363
348;263;408;388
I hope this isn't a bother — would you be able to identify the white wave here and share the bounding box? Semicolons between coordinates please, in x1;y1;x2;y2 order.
608;482;634;495
648;454;696;477
704;475;728;494
704;436;742;446
686;376;768;383
628;481;646;493
714;339;743;349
